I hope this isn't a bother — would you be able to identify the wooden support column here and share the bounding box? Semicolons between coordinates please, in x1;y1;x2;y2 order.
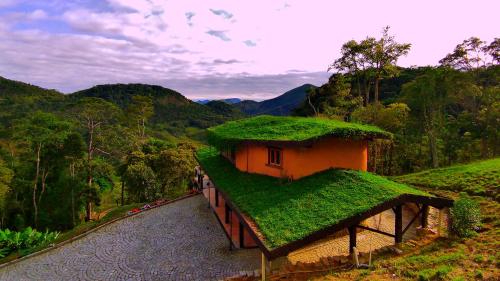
215;189;219;207
395;205;403;243
421;205;429;228
239;221;245;248
348;226;357;254
229;208;233;251
261;253;267;281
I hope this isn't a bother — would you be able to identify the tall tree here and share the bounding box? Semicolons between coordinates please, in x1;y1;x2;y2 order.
401;68;451;168
13;112;73;227
367;26;411;103
126;96;154;141
0;158;13;228
439;37;499;71
329;39;374;104
330;26;411;104
71;98;120;221
295;74;362;120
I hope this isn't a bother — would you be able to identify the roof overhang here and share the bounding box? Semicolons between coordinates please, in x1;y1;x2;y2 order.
197;158;453;260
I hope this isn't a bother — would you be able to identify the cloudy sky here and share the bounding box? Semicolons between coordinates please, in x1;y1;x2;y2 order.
0;0;498;100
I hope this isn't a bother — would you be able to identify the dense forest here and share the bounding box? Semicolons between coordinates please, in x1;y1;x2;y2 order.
294;28;499;177
0;80;241;236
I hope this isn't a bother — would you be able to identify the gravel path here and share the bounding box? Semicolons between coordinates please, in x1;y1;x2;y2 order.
0;195;260;281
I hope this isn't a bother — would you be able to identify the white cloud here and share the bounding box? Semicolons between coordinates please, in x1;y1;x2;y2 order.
0;0;498;99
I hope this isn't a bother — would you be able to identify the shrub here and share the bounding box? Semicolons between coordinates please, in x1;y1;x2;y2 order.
0;227;59;258
450;193;481;238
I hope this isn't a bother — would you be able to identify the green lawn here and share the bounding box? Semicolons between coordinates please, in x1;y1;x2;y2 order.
207;115;391;148
197;147;429;249
393;158;500;201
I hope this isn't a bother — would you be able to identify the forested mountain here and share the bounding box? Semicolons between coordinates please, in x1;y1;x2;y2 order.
196;98;242;104
0;77;66;127
0;77;248;235
234;84;315;116
70;84;240;129
205;100;245;118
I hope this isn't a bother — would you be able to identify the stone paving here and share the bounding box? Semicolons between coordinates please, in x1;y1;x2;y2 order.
0;195;260;281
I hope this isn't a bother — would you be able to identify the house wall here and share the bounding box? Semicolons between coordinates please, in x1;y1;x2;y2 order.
234;137;368;179
203;186;257;248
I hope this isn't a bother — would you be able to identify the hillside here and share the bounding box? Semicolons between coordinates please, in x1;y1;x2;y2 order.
394;158;500;201
318;158;500;280
0;77;244;138
234;84;315;116
0;76;66;127
70;84;239;129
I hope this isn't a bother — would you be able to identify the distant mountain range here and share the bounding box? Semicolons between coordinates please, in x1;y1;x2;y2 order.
0;77;239;131
195;84;316;116
196;98;241;105
0;76;316;134
233;84;315;116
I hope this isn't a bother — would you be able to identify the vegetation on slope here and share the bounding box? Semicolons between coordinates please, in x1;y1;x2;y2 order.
197;147;429;249
393;158;500;201
207;115;391;149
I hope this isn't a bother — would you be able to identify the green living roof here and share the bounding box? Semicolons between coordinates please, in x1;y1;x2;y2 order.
196;147;431;250
207;115;392;148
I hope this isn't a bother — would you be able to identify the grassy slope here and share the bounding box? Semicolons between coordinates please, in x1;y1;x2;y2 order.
320;158;500;281
207;115;391;148
393;158;499;201
197;147;428;249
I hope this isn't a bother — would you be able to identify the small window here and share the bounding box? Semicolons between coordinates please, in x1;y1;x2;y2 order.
268;147;282;166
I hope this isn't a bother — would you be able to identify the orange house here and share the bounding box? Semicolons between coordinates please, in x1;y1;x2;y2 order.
196;115;392;249
195;116;454;277
222;137;368;180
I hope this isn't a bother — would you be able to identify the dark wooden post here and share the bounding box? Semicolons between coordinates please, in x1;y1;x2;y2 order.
225;203;230;224
229;208;233;251
207;179;211;209
239;221;245;248
421;205;429;228
215;189;219;207
348;226;357;254
395;205;403;243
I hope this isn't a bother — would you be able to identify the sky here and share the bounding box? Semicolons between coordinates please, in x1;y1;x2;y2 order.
0;0;498;100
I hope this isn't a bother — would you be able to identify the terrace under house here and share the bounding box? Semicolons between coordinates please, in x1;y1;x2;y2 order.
194;115;453;278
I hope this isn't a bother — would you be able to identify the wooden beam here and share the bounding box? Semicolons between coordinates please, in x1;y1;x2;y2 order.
356;225;395;237
421;205;429;228
403;206;424;235
348;226;357;254
395;205;403;243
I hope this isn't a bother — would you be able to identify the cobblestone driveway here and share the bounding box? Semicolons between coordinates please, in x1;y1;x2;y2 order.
0;195;260;281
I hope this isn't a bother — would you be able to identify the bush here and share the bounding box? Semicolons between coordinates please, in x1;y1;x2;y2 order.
0;227;59;258
450;193;481;238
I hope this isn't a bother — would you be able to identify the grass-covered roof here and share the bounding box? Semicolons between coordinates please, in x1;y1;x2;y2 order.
196;147;431;250
207;115;391;148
